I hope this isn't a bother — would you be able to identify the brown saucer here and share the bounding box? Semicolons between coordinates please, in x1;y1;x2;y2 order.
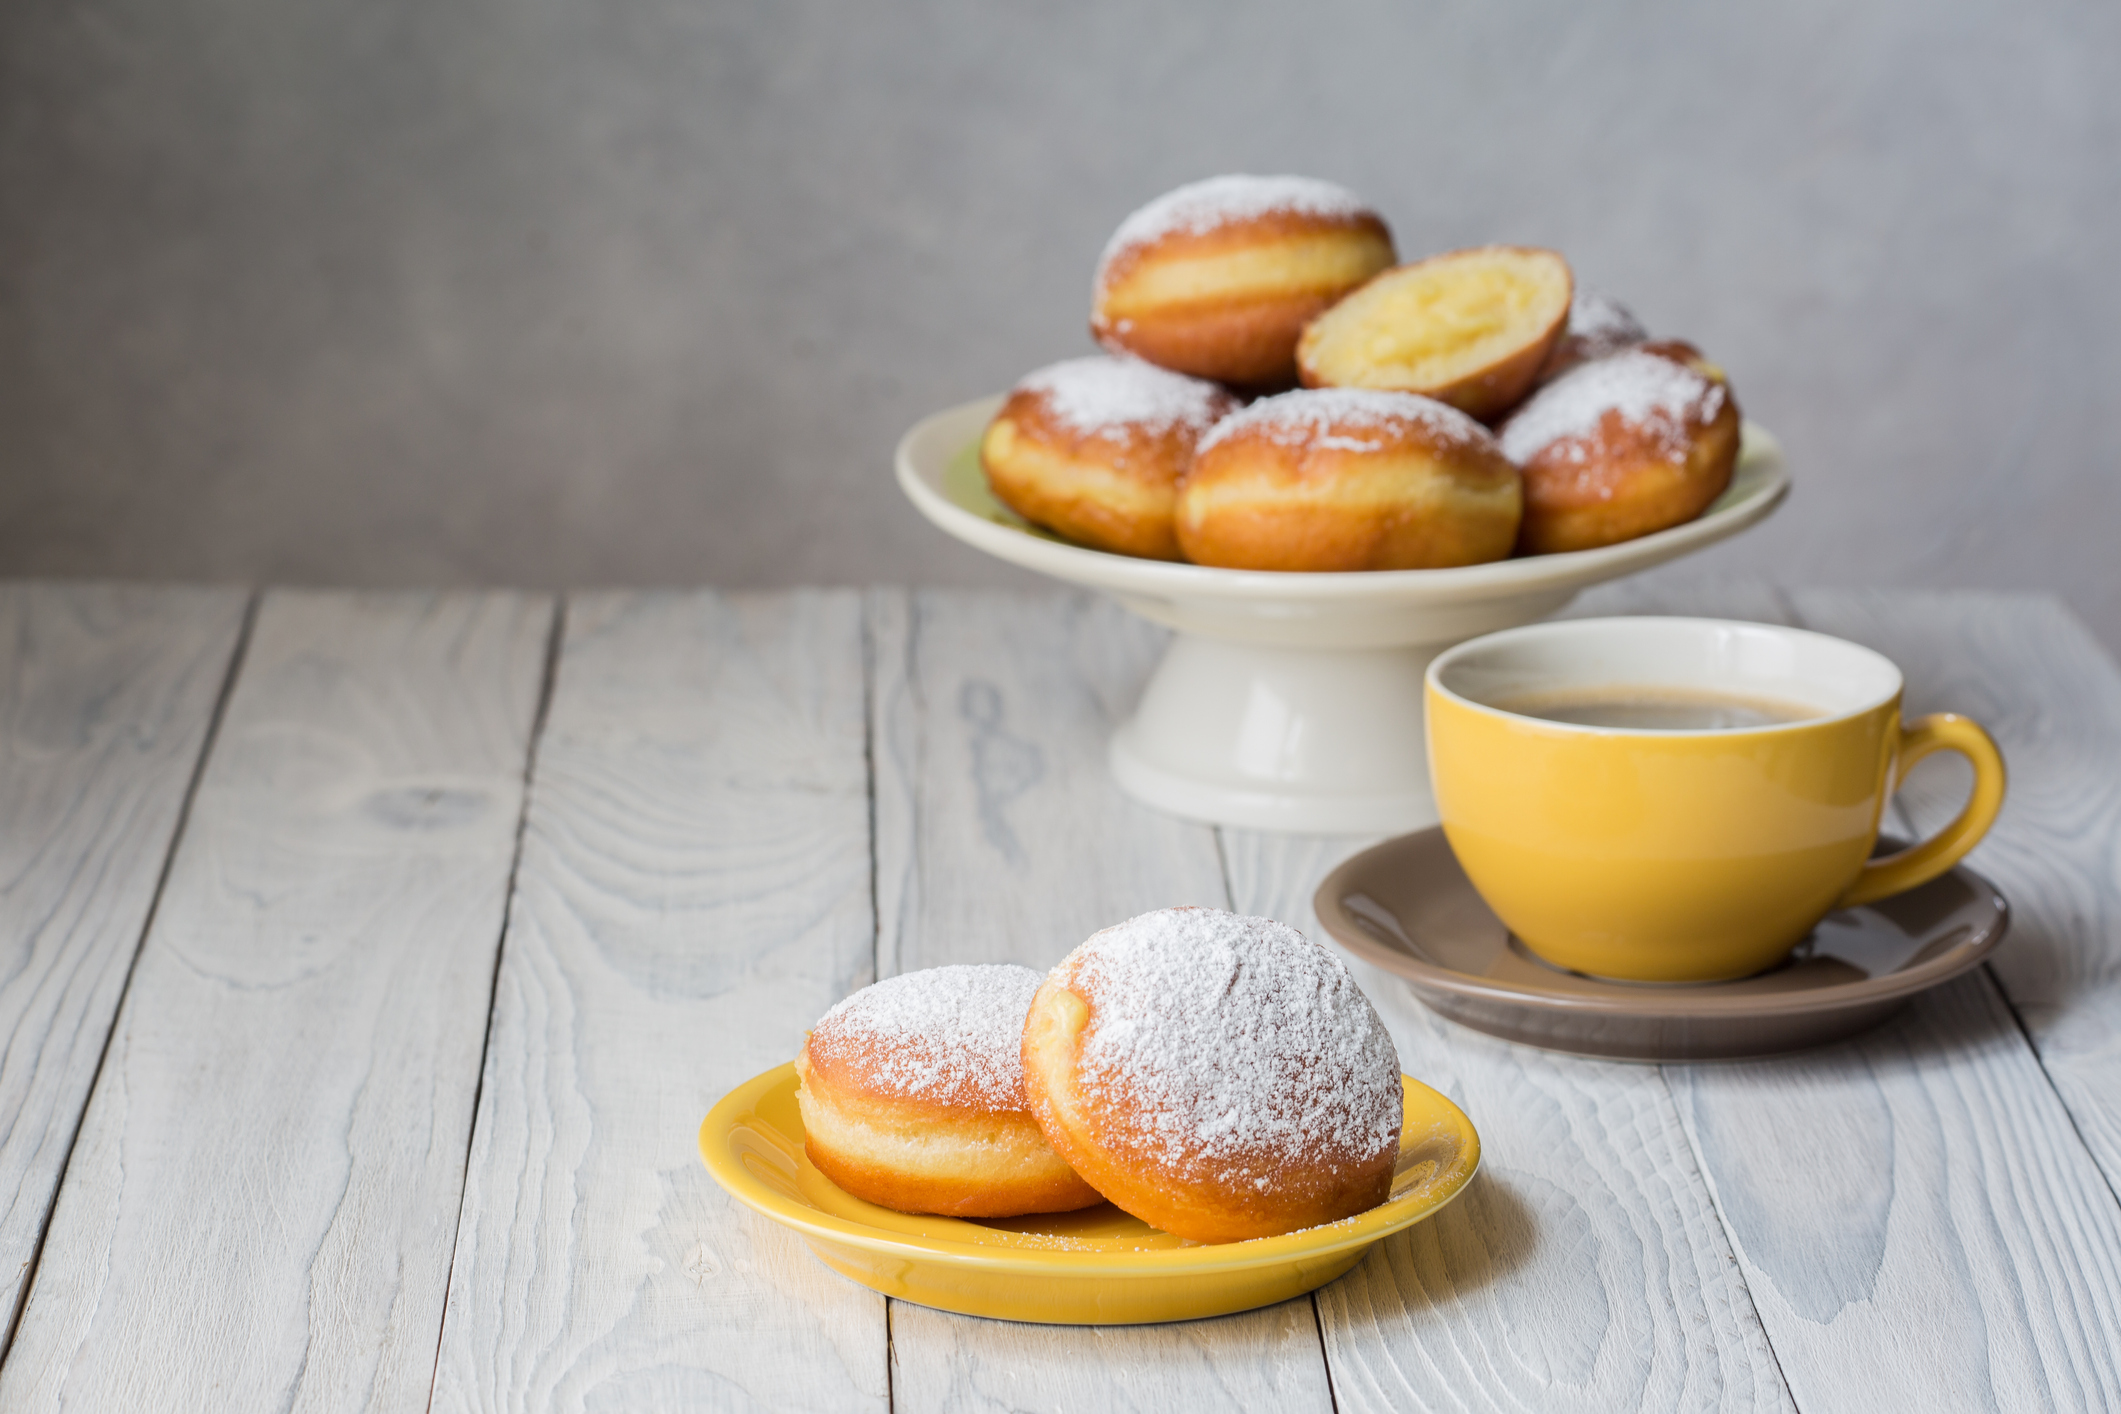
1312;827;2009;1062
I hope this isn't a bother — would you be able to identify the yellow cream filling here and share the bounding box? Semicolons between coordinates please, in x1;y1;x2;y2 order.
1306;251;1569;386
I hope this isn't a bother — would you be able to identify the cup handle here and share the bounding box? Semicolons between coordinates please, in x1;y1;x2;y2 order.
1836;713;2007;908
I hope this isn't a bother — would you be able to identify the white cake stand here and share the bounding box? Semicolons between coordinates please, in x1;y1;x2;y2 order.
896;396;1789;834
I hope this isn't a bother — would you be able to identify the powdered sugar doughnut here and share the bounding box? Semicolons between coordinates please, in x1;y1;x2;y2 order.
1501;341;1740;555
1539;289;1649;381
1092;175;1395;387
797;965;1103;1218
1175;387;1522;571
1021;908;1404;1243
981;356;1240;560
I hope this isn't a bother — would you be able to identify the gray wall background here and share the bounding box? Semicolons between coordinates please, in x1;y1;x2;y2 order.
4;1;2118;652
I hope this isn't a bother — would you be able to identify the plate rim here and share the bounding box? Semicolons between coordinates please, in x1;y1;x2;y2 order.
699;1063;1481;1278
1312;825;2010;1020
894;394;1790;604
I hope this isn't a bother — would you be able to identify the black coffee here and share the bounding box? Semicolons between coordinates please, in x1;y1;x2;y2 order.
1494;686;1820;731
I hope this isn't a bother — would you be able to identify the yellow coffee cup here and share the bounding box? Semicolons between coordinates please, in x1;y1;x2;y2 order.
1425;618;2005;983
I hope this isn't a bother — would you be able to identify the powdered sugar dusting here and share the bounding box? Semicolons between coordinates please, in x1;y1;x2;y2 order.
1500;348;1725;465
808;965;1042;1111
1016;356;1237;440
1097;175;1374;283
1565;290;1647;355
1197;387;1494;458
1569;292;1645;347
1061;908;1401;1184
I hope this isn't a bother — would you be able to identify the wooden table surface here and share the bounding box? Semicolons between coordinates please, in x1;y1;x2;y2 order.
0;579;2115;1413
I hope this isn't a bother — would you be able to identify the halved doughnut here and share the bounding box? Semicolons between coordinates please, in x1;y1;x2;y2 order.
1297;246;1573;420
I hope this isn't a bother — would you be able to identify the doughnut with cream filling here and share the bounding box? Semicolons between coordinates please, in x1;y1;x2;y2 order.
1297;245;1573;420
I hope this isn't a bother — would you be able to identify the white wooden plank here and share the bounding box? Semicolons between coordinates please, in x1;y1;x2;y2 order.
1557;581;2121;1409
1788;588;2121;1185
871;588;1228;975
869;588;1336;1414
1649;585;2121;1413
430;591;887;1414
887;1298;1337;1414
0;583;246;1337
1217;830;1795;1414
1543;580;2121;1410
1670;974;2121;1413
0;589;551;1412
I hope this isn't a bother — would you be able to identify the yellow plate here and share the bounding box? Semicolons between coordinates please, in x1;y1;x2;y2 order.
698;1063;1481;1325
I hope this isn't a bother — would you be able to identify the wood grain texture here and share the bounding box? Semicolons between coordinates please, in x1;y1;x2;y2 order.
1670;973;2121;1414
1650;586;2121;1413
1558;580;2121;1409
1528;580;2121;1410
0;589;551;1412
0;580;2101;1411
868;588;1335;1414
887;1298;1336;1414
1217;830;1795;1414
868;589;1228;975
430;591;887;1414
1788;589;2121;1189
0;583;246;1336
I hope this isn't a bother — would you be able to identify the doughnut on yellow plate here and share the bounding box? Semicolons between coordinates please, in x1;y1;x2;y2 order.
699;1063;1480;1325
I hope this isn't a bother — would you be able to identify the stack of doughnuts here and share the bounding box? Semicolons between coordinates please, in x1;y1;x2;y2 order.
795;908;1406;1244
978;173;1745;569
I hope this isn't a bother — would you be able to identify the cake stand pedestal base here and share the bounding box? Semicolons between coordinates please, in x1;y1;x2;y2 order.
1108;634;1449;835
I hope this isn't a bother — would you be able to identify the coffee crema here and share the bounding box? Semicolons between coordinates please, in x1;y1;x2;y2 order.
1491;685;1821;731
